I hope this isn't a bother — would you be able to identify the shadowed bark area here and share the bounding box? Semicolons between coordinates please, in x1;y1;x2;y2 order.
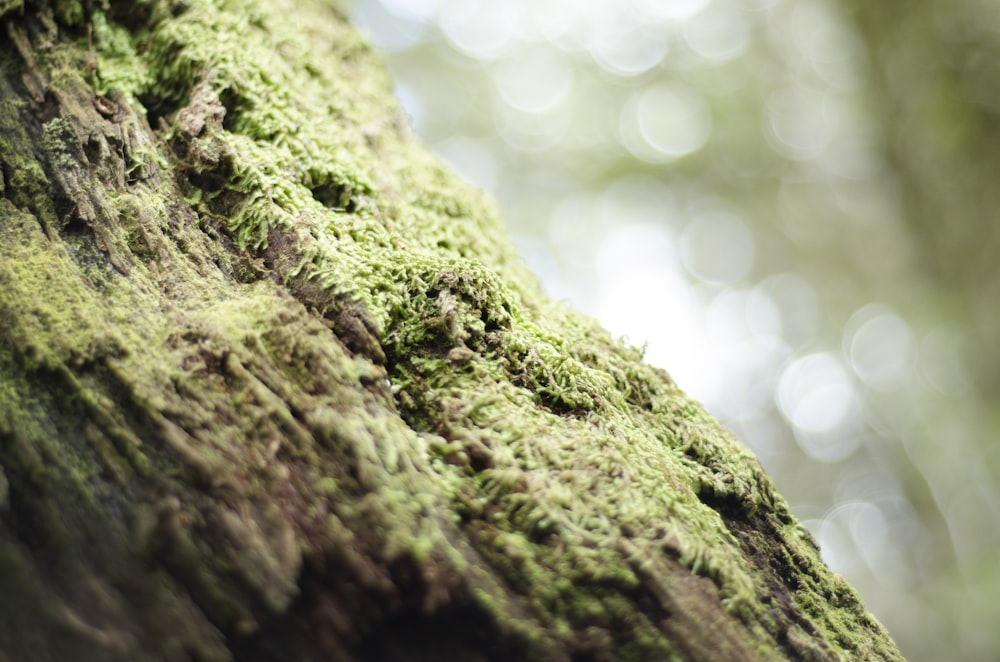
0;1;903;660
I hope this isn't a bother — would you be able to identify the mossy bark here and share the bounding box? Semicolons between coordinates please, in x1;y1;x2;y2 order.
0;1;903;660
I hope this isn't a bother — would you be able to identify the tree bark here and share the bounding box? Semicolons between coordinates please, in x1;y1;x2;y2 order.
0;1;903;660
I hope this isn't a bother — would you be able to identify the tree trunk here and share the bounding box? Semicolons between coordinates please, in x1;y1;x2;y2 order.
847;2;1000;395
0;1;902;660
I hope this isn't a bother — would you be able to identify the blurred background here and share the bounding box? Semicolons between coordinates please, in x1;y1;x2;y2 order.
350;0;1000;659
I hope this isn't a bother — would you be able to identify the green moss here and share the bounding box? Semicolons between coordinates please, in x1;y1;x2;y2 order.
0;0;22;19
90;12;150;102
41;116;78;169
56;0;85;25
0;108;58;230
0;0;903;658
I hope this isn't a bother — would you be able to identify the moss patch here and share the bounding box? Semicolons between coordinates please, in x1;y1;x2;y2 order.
0;0;904;659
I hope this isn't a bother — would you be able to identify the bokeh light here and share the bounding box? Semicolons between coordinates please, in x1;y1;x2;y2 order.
352;1;1000;659
621;83;713;162
679;208;754;283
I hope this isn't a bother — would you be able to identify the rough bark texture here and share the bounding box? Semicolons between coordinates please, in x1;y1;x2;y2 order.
0;1;903;660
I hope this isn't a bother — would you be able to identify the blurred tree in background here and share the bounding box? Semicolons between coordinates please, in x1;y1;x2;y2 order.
352;0;1000;659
